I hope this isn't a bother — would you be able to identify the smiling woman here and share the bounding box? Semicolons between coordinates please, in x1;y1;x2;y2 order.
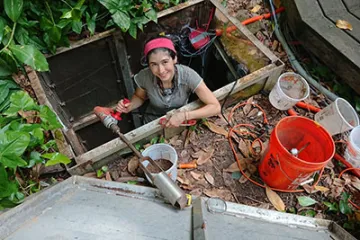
116;36;221;127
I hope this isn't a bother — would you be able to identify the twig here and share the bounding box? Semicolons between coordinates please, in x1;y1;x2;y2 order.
245;196;265;204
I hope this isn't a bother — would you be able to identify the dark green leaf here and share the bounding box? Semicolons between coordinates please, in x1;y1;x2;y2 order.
137;23;143;32
39;105;62;130
128;22;137;39
0;82;10;105
57;19;72;29
86;12;97;35
112;11;130;31
14;25;29;45
0;51;18;74
343;222;355;230
150;136;158;145
145;9;157;23
9;45;49;71
89;0;100;14
72;20;82;34
3;91;38;115
304;209;316;217
0;18;6;43
42;152;71;166
105;19;114;29
0;90;19;112
0;130;30;156
0;58;14;77
27;151;43;168
40;17;53;31
323;202;338;212
4;0;24;22
48;26;62;43
98;0;119;12
71;9;82;21
339;200;352;215
27;36;47;51
0;150;28;168
17;17;38;28
60;10;73;19
74;0;86;10
297;196;317;207
0;163;18;198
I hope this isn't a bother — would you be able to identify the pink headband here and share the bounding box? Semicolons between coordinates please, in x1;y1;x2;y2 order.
144;38;176;57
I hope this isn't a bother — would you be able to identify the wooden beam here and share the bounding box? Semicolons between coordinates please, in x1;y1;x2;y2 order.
210;0;279;63
72;62;282;167
157;0;205;18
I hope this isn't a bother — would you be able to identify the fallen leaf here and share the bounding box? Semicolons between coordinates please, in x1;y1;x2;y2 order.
351;181;360;191
230;132;241;144
127;156;139;176
190;171;203;180
203;188;232;201
341;173;352;185
190;188;202;197
333;178;345;187
177;176;190;185
243;100;252;115
314;185;330;193
246;163;257;174
223;162;240;173
169;135;183;146
258;203;270;209
83;172;97;178
265;186;285;211
238;139;250;158
239;170;251;183
18;110;39;123
247;108;259;118
250;4;261;13
105;172;112;181
143;143;151;149
192;149;204;158
196;147;215;165
180;184;193;190
336;19;353;30
204;121;228;137
179;149;190;162
205;172;215;185
302;184;319;194
330;185;344;198
297;196;317;207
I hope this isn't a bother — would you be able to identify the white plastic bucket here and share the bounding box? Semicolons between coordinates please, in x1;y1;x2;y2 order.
344;126;360;167
141;143;178;184
314;98;359;136
269;72;310;110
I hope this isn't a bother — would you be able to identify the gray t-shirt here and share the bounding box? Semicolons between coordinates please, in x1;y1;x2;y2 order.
134;64;202;123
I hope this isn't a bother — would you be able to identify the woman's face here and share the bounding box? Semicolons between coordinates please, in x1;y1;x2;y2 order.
148;50;177;83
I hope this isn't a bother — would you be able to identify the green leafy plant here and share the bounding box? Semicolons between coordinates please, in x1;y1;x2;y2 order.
0;81;71;209
297;196;317;207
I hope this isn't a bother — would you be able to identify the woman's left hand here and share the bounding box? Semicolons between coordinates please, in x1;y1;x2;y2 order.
165;112;186;128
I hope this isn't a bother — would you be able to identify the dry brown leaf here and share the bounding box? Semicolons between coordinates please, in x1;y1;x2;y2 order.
180;184;193;190
204;172;215;185
83;172;97;178
351;181;360;191
250;4;261;13
190;188;202;197
127;156;139;176
143;143;152;149
258;203;270;209
192;150;204;158
247;163;257;174
273;0;281;8
239;170;251;184
247;108;259;118
330;186;344;198
177;176;190;185
302;184;318;194
265;186;285;211
238;139;250;158
197;147;215;165
243;102;252;115
203;188;232;201
204;121;228;138
105;172;112;181
223;162;240;173
230;132;241;144
190;171;203;180
169;135;183;146
336;19;353;30
333;178;345;187
341;173;352;185
18;110;38;123
314;185;330;193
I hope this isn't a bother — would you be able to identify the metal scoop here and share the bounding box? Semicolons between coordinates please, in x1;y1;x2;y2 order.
94;106;188;209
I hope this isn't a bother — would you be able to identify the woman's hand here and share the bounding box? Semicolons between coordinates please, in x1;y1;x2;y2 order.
165;111;186;128
116;99;131;113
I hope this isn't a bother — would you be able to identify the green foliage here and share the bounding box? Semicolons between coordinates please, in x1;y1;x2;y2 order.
339;192;352;215
0;81;71;209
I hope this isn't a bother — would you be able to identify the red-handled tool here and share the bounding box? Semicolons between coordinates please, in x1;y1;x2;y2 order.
111;98;130;121
159;117;197;127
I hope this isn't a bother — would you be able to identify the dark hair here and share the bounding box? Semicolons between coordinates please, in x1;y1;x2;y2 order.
144;36;177;63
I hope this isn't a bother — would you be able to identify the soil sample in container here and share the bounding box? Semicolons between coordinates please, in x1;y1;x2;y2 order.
146;159;173;173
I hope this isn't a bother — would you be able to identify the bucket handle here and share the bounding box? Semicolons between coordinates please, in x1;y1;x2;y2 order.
275;153;296;182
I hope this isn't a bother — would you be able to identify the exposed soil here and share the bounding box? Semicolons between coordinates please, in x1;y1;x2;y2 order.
146;159;173;173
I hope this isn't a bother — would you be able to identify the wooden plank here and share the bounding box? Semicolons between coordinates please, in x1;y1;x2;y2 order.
64;128;86;156
26;67;75;159
210;0;278;63
72;63;280;166
343;0;360;19
317;0;360;41
157;0;204;18
263;60;284;91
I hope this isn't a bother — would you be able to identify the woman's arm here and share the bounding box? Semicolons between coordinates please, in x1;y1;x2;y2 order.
166;81;220;127
116;87;147;113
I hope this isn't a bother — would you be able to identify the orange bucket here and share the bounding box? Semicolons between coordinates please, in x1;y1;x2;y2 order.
259;116;335;190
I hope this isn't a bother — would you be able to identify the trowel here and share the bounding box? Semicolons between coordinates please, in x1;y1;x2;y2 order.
94;105;188;209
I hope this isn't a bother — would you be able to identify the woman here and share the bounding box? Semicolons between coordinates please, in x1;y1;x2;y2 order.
116;37;220;127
